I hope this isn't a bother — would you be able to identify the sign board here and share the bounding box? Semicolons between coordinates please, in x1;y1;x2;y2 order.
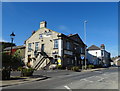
39;31;52;38
57;58;61;65
64;50;73;55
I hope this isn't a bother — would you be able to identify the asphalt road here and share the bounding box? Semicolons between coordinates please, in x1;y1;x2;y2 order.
2;67;119;90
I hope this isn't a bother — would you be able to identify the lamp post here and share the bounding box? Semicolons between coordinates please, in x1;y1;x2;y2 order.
10;32;15;56
84;20;87;70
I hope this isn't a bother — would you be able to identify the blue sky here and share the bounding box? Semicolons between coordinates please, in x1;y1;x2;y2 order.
2;2;118;57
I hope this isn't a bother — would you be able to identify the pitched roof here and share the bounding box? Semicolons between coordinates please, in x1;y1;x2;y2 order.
88;45;101;50
68;34;86;46
4;45;25;51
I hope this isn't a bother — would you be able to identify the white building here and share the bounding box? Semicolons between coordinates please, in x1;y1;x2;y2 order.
87;44;111;67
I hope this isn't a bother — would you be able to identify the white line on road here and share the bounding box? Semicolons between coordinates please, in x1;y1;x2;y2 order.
64;85;72;91
80;79;93;83
97;78;104;82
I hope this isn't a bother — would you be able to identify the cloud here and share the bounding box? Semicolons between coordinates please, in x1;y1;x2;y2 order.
57;25;71;34
0;39;9;42
58;25;68;30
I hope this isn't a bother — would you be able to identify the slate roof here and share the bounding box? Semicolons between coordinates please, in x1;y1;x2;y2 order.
4;45;25;51
87;45;101;50
67;34;86;46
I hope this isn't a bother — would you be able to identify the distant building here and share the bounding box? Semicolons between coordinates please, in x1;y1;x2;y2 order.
112;57;120;66
4;45;25;61
0;41;16;52
25;21;86;70
87;44;111;67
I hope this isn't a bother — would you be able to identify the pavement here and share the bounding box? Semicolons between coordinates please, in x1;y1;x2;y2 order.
0;67;112;88
0;75;48;87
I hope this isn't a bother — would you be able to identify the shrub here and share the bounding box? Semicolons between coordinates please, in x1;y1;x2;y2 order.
17;67;23;71
21;68;34;77
71;66;80;72
87;65;94;69
56;65;62;69
2;68;11;80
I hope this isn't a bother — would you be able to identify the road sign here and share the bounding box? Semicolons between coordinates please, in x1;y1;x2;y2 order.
81;56;84;60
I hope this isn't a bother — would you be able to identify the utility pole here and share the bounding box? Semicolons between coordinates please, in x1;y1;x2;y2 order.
84;21;87;70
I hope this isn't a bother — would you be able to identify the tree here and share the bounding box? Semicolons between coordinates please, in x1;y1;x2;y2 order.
2;51;24;70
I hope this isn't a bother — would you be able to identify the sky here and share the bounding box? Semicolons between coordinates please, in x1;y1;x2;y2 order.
2;2;118;57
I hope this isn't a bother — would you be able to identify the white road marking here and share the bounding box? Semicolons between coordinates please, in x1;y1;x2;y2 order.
64;85;72;91
98;78;104;82
80;79;93;83
103;74;107;75
94;71;102;73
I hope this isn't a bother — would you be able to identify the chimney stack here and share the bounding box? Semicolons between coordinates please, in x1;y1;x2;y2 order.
100;44;105;50
40;21;47;28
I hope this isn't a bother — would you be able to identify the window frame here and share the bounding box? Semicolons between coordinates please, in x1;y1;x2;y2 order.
35;42;39;51
66;41;71;50
54;39;58;49
28;43;32;52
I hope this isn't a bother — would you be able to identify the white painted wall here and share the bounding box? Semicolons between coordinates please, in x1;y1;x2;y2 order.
58;39;63;57
87;49;110;66
88;50;101;58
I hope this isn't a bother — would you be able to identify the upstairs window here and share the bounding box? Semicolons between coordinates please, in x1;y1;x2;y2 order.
28;43;32;52
66;41;71;50
35;42;39;51
54;39;58;49
81;48;83;53
101;50;104;56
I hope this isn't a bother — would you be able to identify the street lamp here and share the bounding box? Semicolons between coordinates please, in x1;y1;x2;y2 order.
84;20;87;70
10;32;15;55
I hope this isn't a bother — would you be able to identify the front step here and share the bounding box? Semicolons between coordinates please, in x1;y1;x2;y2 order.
32;52;51;70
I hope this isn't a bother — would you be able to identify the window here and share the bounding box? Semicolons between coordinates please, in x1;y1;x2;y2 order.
28;43;32;52
35;42;39;51
101;50;104;56
81;48;83;53
54;39;58;48
41;44;44;52
39;34;43;39
66;41;70;50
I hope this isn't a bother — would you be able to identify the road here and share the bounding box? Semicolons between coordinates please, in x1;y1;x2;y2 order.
2;67;118;90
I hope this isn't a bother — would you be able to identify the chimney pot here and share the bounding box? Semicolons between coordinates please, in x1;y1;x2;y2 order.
100;44;105;50
40;21;47;28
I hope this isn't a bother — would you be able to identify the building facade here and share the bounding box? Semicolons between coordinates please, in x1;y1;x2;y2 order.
25;21;86;70
87;44;111;67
